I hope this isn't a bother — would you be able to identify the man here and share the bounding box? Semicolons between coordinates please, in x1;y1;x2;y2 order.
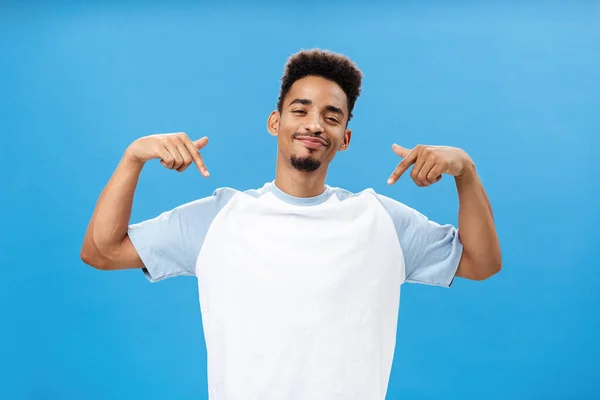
81;49;501;399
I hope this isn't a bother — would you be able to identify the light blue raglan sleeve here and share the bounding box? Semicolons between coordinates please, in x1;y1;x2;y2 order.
376;194;463;287
127;188;236;283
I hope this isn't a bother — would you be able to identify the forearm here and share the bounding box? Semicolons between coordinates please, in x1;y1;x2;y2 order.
455;162;502;279
82;149;144;262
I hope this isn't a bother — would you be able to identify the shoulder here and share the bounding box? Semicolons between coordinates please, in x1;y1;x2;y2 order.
329;187;428;232
328;186;418;215
372;192;423;218
149;186;246;223
164;186;238;216
211;186;239;204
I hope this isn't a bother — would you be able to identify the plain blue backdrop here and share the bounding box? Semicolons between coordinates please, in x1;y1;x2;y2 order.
2;1;599;399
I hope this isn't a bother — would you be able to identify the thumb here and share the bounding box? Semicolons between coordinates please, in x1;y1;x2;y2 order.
392;143;410;157
193;136;209;150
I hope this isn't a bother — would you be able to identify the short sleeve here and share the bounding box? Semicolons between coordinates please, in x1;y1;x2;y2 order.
376;194;463;287
127;188;236;283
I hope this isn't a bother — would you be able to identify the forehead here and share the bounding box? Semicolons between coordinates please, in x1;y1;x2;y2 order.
286;76;348;110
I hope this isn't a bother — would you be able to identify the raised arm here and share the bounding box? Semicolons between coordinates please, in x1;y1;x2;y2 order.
387;143;501;281
452;162;501;280
80;133;209;271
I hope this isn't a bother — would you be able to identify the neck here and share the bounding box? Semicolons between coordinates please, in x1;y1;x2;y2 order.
274;154;328;198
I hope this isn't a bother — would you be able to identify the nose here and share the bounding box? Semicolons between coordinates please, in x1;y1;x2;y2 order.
303;113;324;135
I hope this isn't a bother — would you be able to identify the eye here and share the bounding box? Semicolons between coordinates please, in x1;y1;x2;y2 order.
327;117;340;124
292;109;306;115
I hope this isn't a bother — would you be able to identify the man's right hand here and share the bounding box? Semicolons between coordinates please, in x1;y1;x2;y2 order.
126;132;210;177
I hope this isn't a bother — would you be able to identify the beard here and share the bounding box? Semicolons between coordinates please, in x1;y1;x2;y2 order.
290;154;321;172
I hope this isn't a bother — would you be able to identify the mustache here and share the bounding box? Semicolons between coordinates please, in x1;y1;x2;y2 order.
292;133;330;146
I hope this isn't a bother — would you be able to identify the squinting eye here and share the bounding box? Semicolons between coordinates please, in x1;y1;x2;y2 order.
327;117;339;123
292;110;306;114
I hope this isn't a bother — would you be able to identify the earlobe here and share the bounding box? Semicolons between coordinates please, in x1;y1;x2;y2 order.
339;129;352;151
267;111;280;137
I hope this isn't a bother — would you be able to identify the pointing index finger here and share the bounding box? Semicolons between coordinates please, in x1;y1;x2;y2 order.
183;138;209;177
388;147;418;184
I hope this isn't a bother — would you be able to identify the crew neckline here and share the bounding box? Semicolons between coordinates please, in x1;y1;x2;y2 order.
267;181;333;206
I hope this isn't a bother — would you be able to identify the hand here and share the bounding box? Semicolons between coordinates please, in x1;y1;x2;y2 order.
387;144;472;187
126;132;209;176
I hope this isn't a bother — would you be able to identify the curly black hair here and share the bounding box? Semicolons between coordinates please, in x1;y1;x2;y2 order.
277;49;363;123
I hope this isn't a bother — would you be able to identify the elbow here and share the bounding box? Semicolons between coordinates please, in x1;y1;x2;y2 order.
489;250;503;277
477;255;502;280
80;241;110;271
493;258;502;276
459;250;502;281
477;261;501;280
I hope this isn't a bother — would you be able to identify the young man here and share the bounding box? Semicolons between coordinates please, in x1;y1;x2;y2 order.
81;49;501;399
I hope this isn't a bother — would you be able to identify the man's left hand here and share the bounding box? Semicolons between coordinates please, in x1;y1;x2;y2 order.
387;144;473;186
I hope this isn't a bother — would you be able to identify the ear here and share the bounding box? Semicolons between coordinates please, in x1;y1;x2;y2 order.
339;129;352;151
267;110;280;137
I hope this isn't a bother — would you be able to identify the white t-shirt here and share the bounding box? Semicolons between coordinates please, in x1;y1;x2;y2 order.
128;181;463;400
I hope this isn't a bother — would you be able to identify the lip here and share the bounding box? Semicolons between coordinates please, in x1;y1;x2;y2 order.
296;136;328;149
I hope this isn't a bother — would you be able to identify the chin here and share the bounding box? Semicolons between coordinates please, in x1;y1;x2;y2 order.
290;154;321;172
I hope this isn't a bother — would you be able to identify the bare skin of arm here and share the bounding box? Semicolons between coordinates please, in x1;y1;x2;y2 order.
80;133;209;270
388;144;501;281
453;163;502;280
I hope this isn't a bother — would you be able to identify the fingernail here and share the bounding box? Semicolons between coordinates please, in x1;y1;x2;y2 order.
204;170;210;177
387;178;393;185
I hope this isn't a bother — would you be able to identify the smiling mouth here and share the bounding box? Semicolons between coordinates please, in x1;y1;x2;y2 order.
294;135;328;149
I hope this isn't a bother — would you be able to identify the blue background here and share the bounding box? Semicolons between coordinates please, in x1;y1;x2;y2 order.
2;1;599;399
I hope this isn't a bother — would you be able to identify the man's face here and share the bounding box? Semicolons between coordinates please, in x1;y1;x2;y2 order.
268;75;352;173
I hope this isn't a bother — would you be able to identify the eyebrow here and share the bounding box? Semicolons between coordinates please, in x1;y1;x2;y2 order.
288;98;345;117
